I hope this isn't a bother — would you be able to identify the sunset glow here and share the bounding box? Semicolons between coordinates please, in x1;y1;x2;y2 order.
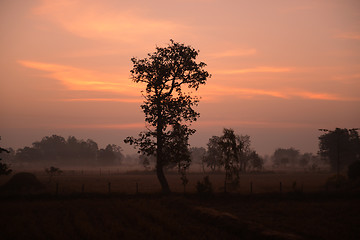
1;0;359;155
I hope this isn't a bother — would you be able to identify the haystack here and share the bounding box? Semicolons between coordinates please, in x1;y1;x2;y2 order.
0;172;44;194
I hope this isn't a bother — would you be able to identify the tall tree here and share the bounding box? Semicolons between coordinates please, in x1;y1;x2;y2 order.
319;128;360;173
125;40;210;193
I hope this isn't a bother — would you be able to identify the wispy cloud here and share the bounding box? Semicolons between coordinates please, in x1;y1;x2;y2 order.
215;66;293;75
291;91;352;101
61;98;141;103
57;123;145;129
193;120;315;129
332;73;360;82
204;86;288;99
18;60;140;95
203;85;359;102
335;33;360;40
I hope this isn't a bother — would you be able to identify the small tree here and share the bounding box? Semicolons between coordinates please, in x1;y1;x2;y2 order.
196;176;213;195
204;129;251;192
125;40;210;193
248;151;264;171
203;136;223;172
45;166;63;183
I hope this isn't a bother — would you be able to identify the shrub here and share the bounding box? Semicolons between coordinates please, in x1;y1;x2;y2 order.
196;176;213;195
326;174;347;188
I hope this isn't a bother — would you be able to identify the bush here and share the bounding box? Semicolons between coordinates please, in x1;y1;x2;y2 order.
196;176;213;195
326;174;347;188
348;161;360;181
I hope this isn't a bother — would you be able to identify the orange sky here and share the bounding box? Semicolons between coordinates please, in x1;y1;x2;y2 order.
1;0;359;155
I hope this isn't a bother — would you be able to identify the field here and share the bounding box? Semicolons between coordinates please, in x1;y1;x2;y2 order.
0;171;359;239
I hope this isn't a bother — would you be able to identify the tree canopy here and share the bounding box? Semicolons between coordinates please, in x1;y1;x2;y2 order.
319;128;360;172
125;40;210;193
0;137;12;175
13;135;123;167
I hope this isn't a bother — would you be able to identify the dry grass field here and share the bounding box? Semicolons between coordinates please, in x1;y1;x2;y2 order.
0;170;334;194
0;171;359;240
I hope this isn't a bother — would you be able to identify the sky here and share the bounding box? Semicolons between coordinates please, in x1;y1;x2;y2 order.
1;0;359;156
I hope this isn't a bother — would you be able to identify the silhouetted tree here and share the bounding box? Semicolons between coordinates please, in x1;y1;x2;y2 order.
98;144;123;166
272;148;300;168
32;135;67;163
319;128;360;172
124;40;210;193
248;151;264;171
203;136;223;172
45;166;63;183
204;128;257;191
190;147;206;164
13;135;124;166
15;147;42;162
0;138;12;175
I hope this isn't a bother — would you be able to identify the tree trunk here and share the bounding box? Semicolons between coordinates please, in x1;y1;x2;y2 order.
156;158;171;193
156;105;171;194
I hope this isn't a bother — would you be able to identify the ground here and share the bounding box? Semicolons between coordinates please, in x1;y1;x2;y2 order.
0;172;359;239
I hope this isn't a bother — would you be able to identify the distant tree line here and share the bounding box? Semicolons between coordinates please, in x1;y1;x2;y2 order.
5;135;123;167
271;148;320;170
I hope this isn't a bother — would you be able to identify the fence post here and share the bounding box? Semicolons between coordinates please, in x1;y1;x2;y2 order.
56;182;59;195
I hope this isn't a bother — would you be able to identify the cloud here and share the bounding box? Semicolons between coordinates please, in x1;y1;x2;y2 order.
61;98;141;103
18;60;141;95
57;120;313;130
332;73;360;82
193;120;314;129
335;33;360;40
215;66;293;75
57;123;145;129
204;86;289;99
202;85;359;102
32;0;188;42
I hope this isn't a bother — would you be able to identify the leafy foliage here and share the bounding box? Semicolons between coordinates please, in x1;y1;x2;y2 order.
272;148;300;167
124;40;210;193
0;137;12;176
14;135;122;166
319;128;360;171
203;128;263;191
45;166;63;182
